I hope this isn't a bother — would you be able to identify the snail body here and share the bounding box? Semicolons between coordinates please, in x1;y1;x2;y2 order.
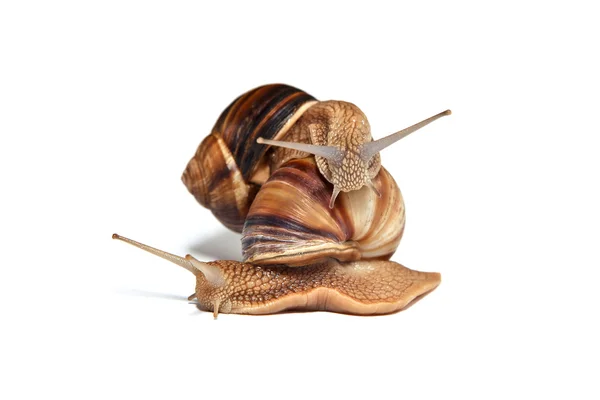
113;234;440;317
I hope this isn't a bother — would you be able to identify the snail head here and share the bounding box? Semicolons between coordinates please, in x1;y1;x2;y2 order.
258;102;451;208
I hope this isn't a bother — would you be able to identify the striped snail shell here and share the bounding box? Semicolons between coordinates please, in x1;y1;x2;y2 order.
241;157;404;266
181;84;317;232
182;84;449;264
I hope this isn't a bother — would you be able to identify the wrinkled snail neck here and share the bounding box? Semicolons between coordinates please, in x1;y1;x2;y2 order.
257;109;451;208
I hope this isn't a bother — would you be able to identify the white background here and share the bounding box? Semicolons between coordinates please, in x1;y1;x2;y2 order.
1;1;599;399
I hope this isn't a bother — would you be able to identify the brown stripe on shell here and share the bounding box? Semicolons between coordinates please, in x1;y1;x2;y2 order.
241;157;404;266
182;134;259;232
194;259;440;315
242;158;358;265
212;84;317;181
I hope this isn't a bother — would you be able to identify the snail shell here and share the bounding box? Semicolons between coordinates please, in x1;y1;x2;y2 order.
182;84;404;266
182;84;317;232
241;157;404;266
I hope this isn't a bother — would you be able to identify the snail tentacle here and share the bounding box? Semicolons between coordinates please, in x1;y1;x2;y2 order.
257;137;342;161
361;109;452;160
112;233;199;276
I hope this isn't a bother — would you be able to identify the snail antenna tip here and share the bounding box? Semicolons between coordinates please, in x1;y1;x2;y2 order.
329;187;341;209
113;233;198;275
213;300;221;319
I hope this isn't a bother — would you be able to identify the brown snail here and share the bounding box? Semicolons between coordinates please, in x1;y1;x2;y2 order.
115;84;450;317
113;234;441;317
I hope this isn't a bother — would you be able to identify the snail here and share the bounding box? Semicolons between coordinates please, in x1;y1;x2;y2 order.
112;234;441;317
181;84;450;266
115;84;450;317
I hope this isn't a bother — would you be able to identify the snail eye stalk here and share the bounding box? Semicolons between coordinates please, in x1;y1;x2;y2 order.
329;187;341;209
360;109;451;160
257;137;342;161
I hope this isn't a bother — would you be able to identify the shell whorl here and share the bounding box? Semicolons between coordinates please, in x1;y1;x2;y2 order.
241;157;405;266
182;84;317;232
211;84;317;181
181;133;259;232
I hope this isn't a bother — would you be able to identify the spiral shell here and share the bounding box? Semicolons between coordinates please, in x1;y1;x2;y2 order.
182;84;317;232
241;157;405;266
181;134;259;232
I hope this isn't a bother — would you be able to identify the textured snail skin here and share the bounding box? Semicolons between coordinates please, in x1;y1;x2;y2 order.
113;234;440;316
242;157;404;266
269;100;382;192
194;259;440;315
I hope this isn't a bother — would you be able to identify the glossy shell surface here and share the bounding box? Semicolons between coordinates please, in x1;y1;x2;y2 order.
242;158;405;266
182;84;317;232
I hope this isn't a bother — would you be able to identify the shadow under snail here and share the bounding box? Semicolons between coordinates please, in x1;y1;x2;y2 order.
114;84;451;317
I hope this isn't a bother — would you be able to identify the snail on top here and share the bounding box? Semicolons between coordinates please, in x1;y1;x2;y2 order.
257;101;451;208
